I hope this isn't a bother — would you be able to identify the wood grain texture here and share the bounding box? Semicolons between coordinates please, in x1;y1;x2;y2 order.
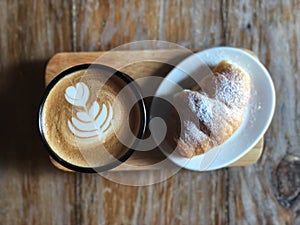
225;1;300;224
1;0;299;224
0;1;77;224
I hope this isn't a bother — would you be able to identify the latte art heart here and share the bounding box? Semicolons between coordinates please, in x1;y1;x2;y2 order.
65;82;114;141
65;82;89;107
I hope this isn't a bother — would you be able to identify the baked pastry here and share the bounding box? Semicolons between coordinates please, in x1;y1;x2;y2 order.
173;60;251;158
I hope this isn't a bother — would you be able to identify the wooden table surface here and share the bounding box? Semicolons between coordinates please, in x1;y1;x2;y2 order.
0;0;299;224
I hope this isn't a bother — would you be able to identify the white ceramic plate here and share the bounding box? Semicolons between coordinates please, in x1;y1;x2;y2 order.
150;47;276;171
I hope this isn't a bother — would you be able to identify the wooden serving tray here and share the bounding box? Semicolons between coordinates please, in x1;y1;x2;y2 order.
45;49;263;172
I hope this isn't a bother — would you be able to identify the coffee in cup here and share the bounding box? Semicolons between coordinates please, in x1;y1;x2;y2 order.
38;64;146;172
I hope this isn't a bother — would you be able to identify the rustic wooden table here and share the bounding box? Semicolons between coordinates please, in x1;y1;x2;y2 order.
0;1;299;224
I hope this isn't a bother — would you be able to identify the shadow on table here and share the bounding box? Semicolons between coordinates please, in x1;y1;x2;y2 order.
0;60;58;174
0;52;192;175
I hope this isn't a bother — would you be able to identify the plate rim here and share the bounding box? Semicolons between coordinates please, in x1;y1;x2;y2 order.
151;47;276;171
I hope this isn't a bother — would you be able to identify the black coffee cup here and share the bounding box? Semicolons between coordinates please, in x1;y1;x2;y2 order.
38;64;146;173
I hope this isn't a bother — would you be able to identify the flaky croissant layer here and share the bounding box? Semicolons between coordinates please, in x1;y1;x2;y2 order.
174;61;251;158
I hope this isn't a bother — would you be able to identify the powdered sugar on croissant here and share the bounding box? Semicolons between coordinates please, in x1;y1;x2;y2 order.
174;60;251;158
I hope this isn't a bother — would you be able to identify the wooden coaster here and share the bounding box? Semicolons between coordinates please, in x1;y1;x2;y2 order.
45;49;264;171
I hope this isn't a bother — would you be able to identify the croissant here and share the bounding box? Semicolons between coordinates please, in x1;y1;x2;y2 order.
173;60;251;158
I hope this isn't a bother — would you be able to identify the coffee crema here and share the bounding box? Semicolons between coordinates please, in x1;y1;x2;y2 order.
41;66;141;168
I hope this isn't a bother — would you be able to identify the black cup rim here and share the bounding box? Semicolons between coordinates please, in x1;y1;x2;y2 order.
38;64;147;173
